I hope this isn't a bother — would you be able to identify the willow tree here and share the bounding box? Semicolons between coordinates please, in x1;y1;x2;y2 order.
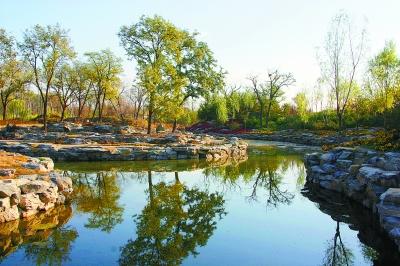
85;49;123;121
119;15;224;134
19;25;75;131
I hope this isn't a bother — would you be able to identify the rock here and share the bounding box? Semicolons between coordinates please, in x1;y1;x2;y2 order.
38;157;54;171
20;180;50;194
389;227;400;239
336;160;353;170
18;193;43;211
50;174;73;192
381;188;400;206
337;150;354;160
0;198;10;209
0;184;20;198
21;162;46;172
0;169;15;178
321;164;336;174
311;166;326;174
93;124;114;133
321;153;335;163
0;206;19;222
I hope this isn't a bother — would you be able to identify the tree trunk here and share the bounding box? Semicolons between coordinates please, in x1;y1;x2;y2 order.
60;106;66;122
147;107;153;135
172;119;177;133
43;100;48;133
259;105;264;128
2;103;7;121
265;102;273;128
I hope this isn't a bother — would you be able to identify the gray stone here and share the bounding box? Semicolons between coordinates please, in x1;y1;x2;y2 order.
380;188;400;205
321;164;336;174
338;151;353;160
321;153;335;163
336;159;353;170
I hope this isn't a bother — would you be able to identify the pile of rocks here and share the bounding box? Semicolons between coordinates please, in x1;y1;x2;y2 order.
0;137;247;162
215;129;377;147
304;147;400;249
0;173;73;223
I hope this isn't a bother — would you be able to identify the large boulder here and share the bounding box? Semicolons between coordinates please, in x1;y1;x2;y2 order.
20;180;50;194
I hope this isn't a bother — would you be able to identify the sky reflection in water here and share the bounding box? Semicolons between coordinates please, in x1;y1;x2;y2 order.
0;145;394;265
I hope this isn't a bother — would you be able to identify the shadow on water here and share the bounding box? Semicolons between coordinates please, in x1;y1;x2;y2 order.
303;183;400;266
0;144;399;265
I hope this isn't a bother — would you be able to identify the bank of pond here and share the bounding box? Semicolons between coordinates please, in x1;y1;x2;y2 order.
0;144;399;265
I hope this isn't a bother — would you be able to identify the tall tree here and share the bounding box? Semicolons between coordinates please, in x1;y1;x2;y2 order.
319;12;366;129
72;61;93;119
119;15;224;134
0;29;30;120
294;92;309;127
85;49;122;121
19;24;75;131
264;70;295;128
248;75;265;128
369;41;400;128
54;63;76;121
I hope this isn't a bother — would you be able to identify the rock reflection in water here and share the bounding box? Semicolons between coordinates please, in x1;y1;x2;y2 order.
303;184;400;266
0;204;77;265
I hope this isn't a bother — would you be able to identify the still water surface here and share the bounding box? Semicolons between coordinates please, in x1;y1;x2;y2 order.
0;141;398;265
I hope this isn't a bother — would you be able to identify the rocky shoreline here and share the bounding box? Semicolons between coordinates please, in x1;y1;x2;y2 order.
0;152;73;223
0;124;248;163
202;128;378;147
304;147;400;250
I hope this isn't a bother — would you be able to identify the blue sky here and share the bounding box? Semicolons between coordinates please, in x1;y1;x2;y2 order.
1;0;399;98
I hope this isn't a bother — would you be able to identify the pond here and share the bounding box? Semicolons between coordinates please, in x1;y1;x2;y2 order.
0;141;399;265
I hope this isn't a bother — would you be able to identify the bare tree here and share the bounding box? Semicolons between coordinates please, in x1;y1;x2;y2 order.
128;82;147;120
264;70;295;128
319;12;366;129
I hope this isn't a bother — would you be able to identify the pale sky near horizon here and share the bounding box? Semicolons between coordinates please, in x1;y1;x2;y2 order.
1;0;399;100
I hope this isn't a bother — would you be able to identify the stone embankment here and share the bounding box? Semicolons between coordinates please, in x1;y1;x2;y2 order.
0;152;73;223
0;133;248;162
216;129;376;147
304;147;400;250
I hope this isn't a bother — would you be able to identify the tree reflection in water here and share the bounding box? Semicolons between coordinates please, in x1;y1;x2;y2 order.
70;171;124;232
203;151;302;208
322;221;354;266
24;225;78;266
119;171;226;266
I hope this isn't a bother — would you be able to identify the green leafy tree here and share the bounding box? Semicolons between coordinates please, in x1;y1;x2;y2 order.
19;24;75;131
119;15;224;133
85;49;123;121
294;92;309;127
369;41;400;128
